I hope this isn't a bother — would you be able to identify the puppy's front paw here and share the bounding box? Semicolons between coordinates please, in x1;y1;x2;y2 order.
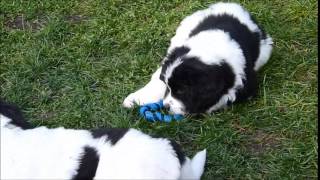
123;93;137;108
123;91;161;108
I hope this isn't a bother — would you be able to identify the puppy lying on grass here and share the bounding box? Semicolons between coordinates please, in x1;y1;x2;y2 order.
124;2;273;115
0;100;206;180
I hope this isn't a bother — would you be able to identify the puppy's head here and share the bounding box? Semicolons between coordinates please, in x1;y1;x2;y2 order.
161;49;235;114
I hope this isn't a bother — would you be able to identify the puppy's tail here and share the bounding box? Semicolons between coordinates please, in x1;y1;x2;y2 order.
179;149;206;180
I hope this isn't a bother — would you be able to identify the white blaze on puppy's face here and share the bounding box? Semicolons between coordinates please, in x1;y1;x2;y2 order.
163;91;186;115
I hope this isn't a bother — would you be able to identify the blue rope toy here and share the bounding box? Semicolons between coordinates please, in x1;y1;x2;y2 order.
139;100;184;122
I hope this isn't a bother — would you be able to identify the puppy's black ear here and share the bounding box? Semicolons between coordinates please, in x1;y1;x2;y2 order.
0;99;32;129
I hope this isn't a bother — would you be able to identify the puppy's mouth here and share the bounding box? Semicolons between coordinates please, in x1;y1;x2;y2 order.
163;90;186;115
170;108;186;115
164;103;186;115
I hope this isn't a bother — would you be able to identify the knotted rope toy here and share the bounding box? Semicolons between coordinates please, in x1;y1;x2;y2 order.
139;100;184;122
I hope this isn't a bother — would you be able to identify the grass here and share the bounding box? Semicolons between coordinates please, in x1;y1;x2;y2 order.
0;0;317;179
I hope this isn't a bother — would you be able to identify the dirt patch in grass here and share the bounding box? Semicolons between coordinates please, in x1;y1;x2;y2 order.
65;15;89;24
5;15;48;31
38;111;56;120
231;119;248;133
245;130;282;155
277;106;287;113
231;120;283;155
296;70;316;83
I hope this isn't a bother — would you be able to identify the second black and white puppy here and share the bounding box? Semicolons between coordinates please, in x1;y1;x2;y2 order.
123;2;273;114
0;100;206;179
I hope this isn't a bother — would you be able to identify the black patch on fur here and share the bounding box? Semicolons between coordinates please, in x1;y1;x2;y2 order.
169;140;186;165
189;14;260;68
188;14;262;104
167;57;235;113
72;146;100;180
91;128;128;145
0;99;32;129
160;46;190;81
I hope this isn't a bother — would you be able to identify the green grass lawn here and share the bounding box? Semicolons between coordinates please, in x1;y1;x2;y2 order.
0;0;317;179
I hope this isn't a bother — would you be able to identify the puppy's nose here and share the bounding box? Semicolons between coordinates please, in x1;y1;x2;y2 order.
163;102;170;108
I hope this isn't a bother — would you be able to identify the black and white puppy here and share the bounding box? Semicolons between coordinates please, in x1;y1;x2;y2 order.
0;100;206;179
123;2;273;114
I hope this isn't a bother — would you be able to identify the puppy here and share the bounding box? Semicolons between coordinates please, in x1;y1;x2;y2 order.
0;100;206;179
123;2;273;114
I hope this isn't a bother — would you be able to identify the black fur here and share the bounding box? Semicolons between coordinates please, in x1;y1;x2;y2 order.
91;128;128;145
189;14;261;67
0;99;32;129
169;140;186;166
167;58;235;113
72;146;100;180
160;46;190;81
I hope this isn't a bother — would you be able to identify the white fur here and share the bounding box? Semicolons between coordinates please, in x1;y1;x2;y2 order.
94;129;181;179
1;114;206;179
123;67;167;108
123;2;272;114
163;59;183;84
1;114;96;179
180;149;207;179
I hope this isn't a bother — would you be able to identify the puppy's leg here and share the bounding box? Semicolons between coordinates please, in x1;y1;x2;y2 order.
123;67;167;108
